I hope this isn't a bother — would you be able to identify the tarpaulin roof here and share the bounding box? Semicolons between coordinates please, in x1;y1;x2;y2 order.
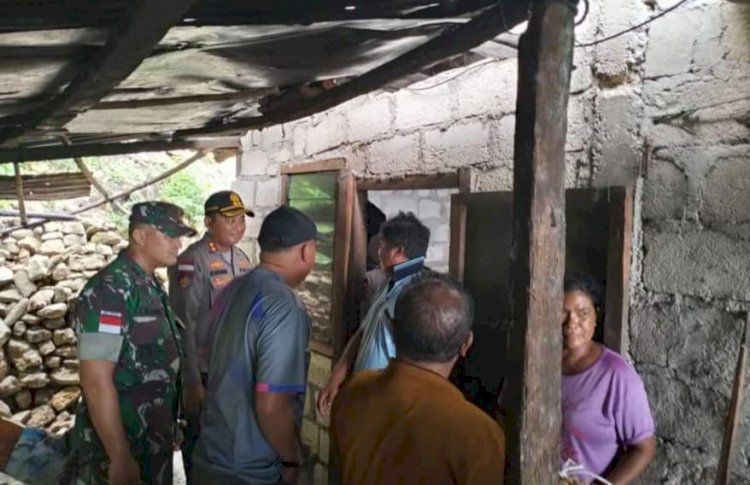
0;0;527;160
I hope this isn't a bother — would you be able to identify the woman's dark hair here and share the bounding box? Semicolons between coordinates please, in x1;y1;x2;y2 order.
379;212;430;259
392;273;473;363
564;272;604;309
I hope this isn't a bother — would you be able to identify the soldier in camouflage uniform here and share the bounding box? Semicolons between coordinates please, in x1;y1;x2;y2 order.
69;202;196;485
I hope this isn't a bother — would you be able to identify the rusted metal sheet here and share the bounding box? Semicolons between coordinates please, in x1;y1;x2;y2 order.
0;1;527;153
0;172;91;200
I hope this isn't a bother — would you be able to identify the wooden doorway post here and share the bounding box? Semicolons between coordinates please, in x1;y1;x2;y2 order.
505;1;577;484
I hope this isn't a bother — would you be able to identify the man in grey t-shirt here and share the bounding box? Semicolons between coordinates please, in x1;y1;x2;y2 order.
192;206;319;484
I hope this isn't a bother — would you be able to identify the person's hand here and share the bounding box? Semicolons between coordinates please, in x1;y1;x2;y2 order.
183;382;205;414
316;379;342;417
108;453;141;485
281;466;300;483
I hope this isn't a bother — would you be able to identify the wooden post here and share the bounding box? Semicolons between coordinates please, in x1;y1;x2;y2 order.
715;313;750;485
506;1;577;484
12;162;27;226
604;186;634;353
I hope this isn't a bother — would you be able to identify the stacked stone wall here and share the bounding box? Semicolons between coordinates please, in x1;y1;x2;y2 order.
0;221;127;434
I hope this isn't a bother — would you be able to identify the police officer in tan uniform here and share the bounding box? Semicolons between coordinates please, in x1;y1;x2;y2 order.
167;190;254;478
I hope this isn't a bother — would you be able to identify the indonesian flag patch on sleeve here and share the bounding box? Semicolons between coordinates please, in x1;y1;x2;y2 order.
177;260;195;273
98;310;123;334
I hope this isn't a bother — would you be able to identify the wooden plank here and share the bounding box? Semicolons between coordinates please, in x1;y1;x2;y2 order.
0;0;202;147
458;167;472;194
604;186;634;353
356;172;460;191
0;172;91;200
93;89;278;110
505;1;577;484
345;190;368;343
12;162;26;225
0;210;78;220
0;137;240;163
279;174;290;205
70;151;204;215
309;339;334;359
331;171;356;357
74;157;125;213
0;418;24;471
173;1;530;138
280;159;346;175
715;313;750;485
449;168;472;282
448;193;468;282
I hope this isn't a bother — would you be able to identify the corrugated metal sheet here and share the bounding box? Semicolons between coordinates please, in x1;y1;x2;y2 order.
0;172;91;200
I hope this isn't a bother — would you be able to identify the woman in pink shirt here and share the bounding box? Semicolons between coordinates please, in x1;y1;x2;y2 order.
562;273;656;484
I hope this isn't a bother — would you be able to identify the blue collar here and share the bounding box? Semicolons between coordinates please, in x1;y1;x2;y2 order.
391;256;426;286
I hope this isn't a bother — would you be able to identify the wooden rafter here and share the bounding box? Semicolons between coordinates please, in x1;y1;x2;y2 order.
92;89;278;110
0;0;201;148
173;0;531;138
0;137;239;163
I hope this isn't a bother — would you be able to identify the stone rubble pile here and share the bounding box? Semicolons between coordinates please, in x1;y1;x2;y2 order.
0;220;126;434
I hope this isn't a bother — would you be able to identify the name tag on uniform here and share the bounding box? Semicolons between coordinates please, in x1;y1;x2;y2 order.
211;275;231;289
133;316;157;324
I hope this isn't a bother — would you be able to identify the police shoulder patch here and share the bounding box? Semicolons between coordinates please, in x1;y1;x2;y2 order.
178;274;192;288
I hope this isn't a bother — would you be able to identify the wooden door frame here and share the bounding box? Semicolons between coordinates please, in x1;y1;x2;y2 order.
280;158;354;359
347;168;472;336
449;185;635;354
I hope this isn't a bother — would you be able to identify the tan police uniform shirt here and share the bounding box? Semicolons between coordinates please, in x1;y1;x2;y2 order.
168;233;252;385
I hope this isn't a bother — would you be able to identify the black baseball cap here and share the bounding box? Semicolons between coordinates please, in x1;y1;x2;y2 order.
204;191;255;218
258;206;320;251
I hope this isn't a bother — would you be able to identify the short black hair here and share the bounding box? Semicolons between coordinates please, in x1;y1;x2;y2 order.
564;272;604;308
379;212;430;259
392;274;473;363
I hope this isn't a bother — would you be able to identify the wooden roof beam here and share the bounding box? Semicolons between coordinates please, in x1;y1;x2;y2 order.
0;137;239;163
0;0;201;147
173;0;531;138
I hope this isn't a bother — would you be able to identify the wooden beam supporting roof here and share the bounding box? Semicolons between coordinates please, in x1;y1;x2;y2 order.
505;1;577;483
92;89;278;110
174;0;531;138
0;0;201;147
0;137;239;163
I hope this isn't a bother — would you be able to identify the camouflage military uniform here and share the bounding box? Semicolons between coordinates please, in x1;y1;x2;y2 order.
69;250;183;485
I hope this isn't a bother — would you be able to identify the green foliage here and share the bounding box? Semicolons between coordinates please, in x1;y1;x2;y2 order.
0;154;210;231
159;170;207;226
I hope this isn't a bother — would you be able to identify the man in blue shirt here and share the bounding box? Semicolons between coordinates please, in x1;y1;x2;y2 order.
317;212;430;417
191;206;318;484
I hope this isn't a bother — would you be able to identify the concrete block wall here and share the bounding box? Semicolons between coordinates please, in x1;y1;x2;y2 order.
234;0;750;482
367;189;455;273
